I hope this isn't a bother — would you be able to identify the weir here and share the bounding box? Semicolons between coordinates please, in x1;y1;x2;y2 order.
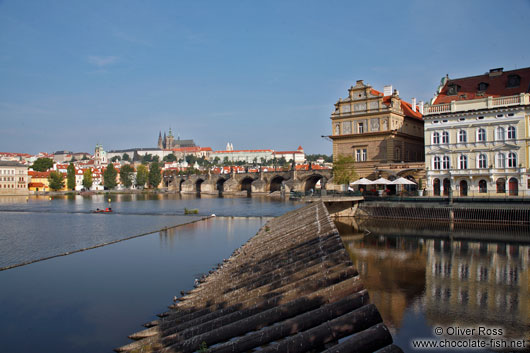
116;201;401;353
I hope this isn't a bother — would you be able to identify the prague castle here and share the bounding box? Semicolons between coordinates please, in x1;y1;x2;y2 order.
157;129;196;150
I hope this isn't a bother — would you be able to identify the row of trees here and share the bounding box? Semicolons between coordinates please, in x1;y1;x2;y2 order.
47;162;162;191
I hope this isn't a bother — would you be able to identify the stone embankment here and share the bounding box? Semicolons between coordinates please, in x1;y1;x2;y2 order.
116;201;401;353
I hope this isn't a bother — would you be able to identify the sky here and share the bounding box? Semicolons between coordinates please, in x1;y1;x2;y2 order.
1;0;529;155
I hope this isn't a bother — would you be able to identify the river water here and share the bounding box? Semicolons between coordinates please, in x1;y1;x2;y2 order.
0;194;301;353
336;218;530;353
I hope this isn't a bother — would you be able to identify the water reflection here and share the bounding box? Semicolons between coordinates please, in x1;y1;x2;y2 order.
336;217;530;346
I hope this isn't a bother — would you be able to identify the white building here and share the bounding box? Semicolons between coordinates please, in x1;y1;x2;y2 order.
423;67;530;197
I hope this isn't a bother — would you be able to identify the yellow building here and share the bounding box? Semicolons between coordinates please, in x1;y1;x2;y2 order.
0;161;29;196
329;80;425;185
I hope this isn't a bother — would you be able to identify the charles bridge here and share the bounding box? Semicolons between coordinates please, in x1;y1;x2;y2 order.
165;169;333;195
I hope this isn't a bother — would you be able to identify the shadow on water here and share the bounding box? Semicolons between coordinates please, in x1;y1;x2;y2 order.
335;217;530;351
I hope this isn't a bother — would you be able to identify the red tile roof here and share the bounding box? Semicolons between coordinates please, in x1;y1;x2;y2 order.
28;182;45;187
433;67;530;104
28;171;50;178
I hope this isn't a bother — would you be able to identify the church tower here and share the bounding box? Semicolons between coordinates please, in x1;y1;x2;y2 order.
167;128;174;149
158;131;163;149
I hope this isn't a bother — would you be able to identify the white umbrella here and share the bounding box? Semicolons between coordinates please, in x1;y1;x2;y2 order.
372;177;391;185
390;177;416;185
351;178;374;185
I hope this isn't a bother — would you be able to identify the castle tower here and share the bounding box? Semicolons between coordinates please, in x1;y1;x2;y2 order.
167;128;174;149
163;132;167;149
158;131;163;149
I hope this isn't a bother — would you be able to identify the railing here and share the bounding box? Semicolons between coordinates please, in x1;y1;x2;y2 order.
425;103;450;114
492;95;520;106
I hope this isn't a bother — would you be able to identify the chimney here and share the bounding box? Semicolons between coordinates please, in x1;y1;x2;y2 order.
419;101;424;114
489;67;503;77
411;98;417;112
383;85;392;96
393;89;399;96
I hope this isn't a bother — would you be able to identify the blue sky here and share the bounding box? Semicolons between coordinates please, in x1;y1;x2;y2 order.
1;0;529;155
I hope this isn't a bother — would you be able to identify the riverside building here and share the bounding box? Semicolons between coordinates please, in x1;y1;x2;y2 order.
423;67;530;197
329;80;425;182
0;161;29;196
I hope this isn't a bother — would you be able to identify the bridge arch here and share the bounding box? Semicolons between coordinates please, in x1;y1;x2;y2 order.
179;179;186;192
303;174;326;192
240;177;254;196
269;175;286;193
195;178;205;194
216;177;227;194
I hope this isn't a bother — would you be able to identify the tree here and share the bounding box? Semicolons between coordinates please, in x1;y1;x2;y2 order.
136;164;148;189
122;153;130;161
82;169;93;190
213;156;220;165
141;153;153;164
148;161;162;189
48;171;65;191
120;164;134;188
332;155;358;185
31;157;54;172
66;163;76;190
163;154;177;162
69;156;77;162
111;156;121;162
82;155;89;161
306;154;333;163
103;163;118;190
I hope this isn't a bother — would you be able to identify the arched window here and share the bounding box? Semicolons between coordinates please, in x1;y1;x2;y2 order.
433;178;441;196
432;132;440;144
478;180;487;193
433;156;441;170
496;127;505;141
496;178;506;193
496;153;506;168
477;128;486;142
442;131;449;144
507;126;516;140
442;156;450;169
508;152;517;167
478;154;487;169
458;130;467;143
459;155;468;169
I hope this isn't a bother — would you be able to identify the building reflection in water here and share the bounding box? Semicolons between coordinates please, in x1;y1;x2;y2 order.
335;217;529;341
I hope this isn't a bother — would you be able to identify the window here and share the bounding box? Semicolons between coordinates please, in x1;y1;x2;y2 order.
496;153;506;168
442;131;449;144
459;155;468;169
508;153;517;168
477;116;484;120
507;126;516;140
358;122;364;133
432;132;440;144
496;127;505;141
477;82;489;91
506;74;521;88
458;130;467;143
356;148;367;162
497;178;506;193
477;128;486;142
447;84;460;96
434;156;441;170
478;154;487;169
441;155;449;169
479;180;487;193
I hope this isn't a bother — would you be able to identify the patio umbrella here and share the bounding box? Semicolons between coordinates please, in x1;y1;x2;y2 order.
351;178;374;185
372;177;392;185
390;177;416;185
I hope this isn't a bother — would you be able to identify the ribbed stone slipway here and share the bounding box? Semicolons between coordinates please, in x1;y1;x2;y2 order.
116;201;402;353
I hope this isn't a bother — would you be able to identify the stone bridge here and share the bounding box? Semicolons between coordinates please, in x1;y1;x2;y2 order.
164;170;333;195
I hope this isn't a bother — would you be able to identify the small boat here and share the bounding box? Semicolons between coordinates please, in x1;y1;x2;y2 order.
92;208;113;213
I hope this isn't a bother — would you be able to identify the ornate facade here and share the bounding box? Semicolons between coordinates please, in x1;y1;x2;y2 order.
423;67;530;197
330;80;424;182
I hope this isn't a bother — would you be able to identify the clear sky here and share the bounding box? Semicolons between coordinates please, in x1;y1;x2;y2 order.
1;0;529;155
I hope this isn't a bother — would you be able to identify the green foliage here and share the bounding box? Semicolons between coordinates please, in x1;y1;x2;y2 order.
212;156;220;165
122;153;130;161
163;154;177;162
111;156;121;162
306;154;332;163
418;178;423;189
82;169;93;190
48;171;65;191
135;164;148;188
141;154;153;164
332;155;357;185
70;156;77;162
31;157;54;172
132;151;141;162
184;208;199;214
148;161;162;188
120;164;135;188
81;155;89;160
103;163;118;190
66;163;76;190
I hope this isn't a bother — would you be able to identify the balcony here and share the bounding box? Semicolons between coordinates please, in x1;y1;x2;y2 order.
424;93;530;115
